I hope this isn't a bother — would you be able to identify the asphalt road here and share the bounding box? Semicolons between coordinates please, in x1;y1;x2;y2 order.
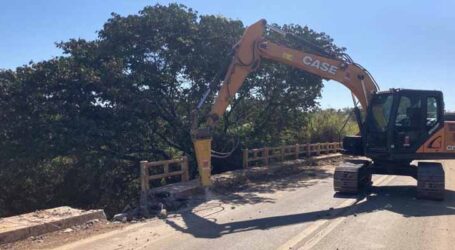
55;160;455;250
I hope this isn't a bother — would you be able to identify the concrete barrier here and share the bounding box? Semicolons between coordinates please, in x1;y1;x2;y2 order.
0;206;106;244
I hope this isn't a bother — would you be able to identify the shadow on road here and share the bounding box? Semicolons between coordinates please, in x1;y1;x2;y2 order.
211;166;333;205
165;185;455;239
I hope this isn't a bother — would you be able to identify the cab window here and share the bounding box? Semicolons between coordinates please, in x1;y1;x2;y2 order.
426;97;439;129
395;95;421;129
370;94;393;132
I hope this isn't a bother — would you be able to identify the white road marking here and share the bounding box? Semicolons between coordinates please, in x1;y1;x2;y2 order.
278;175;394;250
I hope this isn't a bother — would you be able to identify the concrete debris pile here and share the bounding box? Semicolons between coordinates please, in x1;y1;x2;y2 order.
113;191;189;222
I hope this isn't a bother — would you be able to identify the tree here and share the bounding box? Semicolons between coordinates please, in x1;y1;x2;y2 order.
0;3;344;217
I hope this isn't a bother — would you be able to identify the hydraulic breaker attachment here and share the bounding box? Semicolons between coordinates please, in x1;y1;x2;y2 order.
192;128;213;187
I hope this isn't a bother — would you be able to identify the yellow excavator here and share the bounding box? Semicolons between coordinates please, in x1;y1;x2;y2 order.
192;19;455;200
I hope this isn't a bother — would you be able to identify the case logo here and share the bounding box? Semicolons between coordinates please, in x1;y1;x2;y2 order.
302;56;338;75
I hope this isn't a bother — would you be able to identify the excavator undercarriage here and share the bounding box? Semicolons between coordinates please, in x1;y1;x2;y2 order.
334;160;372;194
334;160;445;200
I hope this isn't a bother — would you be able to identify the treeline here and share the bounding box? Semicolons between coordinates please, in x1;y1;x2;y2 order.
0;4;354;217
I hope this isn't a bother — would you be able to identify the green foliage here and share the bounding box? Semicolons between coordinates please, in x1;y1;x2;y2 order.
0;4;345;217
301;108;359;143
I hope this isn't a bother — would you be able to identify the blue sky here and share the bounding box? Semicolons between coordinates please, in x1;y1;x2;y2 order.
1;0;454;110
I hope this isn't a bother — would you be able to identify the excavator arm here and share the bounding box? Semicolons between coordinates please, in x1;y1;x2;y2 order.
192;19;379;186
207;19;378;125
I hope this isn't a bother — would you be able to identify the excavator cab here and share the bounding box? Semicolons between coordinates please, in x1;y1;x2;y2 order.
337;89;447;199
363;89;444;162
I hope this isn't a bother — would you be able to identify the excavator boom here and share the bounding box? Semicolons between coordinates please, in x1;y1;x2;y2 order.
207;19;378;126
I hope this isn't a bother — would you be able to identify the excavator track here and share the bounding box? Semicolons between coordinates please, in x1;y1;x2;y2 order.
417;162;445;200
334;160;371;194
